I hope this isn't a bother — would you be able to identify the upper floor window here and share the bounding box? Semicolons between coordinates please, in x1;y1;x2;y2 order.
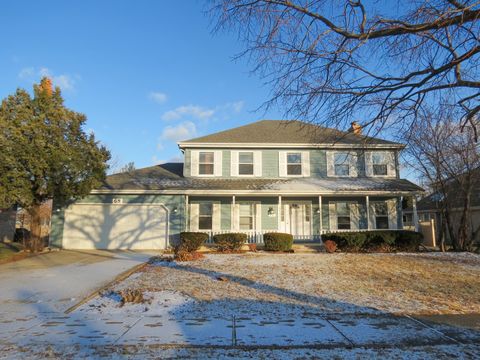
372;152;388;176
287;153;302;175
365;151;395;177
199;152;214;175
334;153;351;176
372;202;389;229
198;203;213;230
239;152;254;175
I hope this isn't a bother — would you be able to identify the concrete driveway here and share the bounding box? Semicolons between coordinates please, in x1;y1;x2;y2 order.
0;250;154;345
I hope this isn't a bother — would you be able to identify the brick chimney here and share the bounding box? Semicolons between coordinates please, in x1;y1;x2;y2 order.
350;121;362;135
39;77;53;96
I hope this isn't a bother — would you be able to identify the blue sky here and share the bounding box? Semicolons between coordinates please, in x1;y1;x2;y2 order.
1;1;282;170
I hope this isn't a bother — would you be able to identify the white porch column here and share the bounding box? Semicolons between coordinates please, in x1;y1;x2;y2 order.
278;195;282;231
412;196;419;232
185;195;189;231
318;195;323;234
366;195;370;230
232;195;236;231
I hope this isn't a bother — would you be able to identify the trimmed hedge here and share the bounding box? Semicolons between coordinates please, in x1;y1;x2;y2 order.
263;232;294;252
179;232;209;252
322;230;423;253
212;233;247;251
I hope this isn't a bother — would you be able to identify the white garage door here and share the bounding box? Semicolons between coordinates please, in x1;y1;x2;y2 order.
63;204;168;249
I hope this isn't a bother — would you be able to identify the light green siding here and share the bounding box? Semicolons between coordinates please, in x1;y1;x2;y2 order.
262;150;279;178
183;147;399;179
50;194;185;248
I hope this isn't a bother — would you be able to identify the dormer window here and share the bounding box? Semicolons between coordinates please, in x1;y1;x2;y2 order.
239;152;254;175
199;152;214;175
287;153;302;175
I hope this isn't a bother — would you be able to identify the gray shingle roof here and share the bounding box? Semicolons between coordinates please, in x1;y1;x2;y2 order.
100;163;422;193
180;120;403;147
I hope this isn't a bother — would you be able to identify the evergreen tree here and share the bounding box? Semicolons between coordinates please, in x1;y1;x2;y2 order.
0;78;110;251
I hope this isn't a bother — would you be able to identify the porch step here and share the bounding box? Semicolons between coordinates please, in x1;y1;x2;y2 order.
292;244;325;253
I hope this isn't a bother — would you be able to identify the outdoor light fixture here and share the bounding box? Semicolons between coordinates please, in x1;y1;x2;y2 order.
316;208;321;214
267;207;275;216
172;207;178;213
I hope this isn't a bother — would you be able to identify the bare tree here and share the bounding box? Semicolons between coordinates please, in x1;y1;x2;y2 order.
211;0;480;139
405;107;480;251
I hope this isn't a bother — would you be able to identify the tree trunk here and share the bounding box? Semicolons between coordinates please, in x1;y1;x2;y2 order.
28;204;43;253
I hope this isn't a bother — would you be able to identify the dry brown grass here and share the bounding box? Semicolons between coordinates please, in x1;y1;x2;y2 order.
127;252;480;315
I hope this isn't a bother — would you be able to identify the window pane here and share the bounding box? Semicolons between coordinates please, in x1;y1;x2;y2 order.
199;164;214;175
334;153;350;165
287;164;302;175
287;153;301;164
240;217;253;230
239;164;254;175
199;217;212;230
376;217;389;229
373;203;388;216
372;152;386;164
336;202;349;216
239;204;253;216
239;152;253;163
335;164;350;176
338;216;351;229
199;203;212;216
199;152;214;163
373;164;387;175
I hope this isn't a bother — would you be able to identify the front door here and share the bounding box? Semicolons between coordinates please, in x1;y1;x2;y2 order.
284;203;311;240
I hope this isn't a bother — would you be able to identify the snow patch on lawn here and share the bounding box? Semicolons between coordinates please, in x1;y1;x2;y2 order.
77;290;193;316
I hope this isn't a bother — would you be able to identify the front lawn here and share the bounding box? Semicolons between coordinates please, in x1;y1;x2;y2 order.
94;252;480;316
0;242;23;262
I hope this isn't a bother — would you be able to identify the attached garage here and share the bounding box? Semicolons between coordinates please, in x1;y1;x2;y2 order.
62;203;168;250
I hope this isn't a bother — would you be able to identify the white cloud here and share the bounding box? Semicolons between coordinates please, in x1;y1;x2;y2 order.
18;67;34;79
149;91;168;104
228;100;244;113
161;105;215;121
160;121;197;142
18;66;77;91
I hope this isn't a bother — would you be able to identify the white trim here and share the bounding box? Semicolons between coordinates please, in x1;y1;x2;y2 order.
318;196;323;233
284;151;304;178
253;151;262;177
367;150;397;178
279;151;287;177
230;151;239;177
91;189;422;196
329;151;358;178
366;195;370;230
282;200;313;237
178;142;404;149
302;151;310;177
214;151;222;177
195;150;216;177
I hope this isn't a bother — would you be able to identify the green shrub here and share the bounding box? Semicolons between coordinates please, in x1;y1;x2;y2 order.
324;232;368;252
395;231;423;252
179;232;209;252
322;230;423;253
263;232;294;251
212;233;247;251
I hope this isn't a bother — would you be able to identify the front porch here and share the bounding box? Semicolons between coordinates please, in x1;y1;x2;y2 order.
186;194;420;244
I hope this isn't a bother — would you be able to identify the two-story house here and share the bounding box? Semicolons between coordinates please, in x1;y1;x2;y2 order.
50;120;423;250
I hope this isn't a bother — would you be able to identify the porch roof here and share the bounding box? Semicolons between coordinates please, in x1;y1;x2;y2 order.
98;163;423;194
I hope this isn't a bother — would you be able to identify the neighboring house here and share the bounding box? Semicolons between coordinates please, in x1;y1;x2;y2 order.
404;171;480;246
50;120;423;250
15;200;53;245
0;207;16;242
